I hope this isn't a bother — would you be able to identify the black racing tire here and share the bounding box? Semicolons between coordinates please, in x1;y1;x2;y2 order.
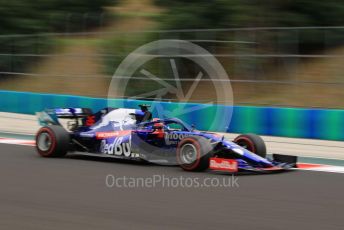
35;125;70;157
234;133;266;158
176;136;213;172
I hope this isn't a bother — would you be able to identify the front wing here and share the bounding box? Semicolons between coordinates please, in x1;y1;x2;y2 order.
209;155;297;173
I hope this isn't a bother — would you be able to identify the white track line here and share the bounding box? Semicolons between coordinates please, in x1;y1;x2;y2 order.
0;138;35;146
296;163;344;174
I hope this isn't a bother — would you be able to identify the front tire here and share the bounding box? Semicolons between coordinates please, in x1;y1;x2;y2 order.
234;133;266;158
176;136;213;171
36;125;70;157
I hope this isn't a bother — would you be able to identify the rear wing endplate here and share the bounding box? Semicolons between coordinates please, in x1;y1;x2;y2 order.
36;108;92;126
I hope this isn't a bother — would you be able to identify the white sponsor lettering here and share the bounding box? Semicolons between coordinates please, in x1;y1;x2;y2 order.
164;133;195;145
100;137;131;156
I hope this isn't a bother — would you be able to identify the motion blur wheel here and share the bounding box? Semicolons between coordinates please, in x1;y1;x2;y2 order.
176;136;213;171
180;144;198;164
36;125;70;157
234;133;266;158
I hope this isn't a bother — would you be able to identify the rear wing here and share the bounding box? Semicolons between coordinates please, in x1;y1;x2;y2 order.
36;108;92;126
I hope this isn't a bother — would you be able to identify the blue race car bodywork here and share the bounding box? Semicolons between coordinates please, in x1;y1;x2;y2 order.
36;107;297;173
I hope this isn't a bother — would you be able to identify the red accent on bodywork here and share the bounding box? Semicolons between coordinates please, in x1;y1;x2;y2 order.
209;158;238;172
85;116;95;126
96;130;131;139
259;166;283;171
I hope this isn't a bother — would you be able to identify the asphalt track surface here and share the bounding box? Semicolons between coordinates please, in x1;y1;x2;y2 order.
0;144;343;230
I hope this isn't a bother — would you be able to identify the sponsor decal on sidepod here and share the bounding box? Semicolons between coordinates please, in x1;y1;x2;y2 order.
96;130;131;139
100;137;131;157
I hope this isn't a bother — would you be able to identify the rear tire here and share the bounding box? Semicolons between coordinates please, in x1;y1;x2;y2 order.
234;133;266;158
176;136;213;171
36;125;70;157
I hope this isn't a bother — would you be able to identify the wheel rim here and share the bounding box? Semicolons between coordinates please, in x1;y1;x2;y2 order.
236;139;254;153
237;140;247;148
180;143;198;164
37;132;52;151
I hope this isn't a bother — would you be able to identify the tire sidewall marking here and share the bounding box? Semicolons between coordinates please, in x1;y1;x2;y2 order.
177;138;202;170
36;128;56;157
234;136;256;153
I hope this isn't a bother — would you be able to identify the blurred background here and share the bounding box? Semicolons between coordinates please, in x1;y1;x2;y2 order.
1;0;344;108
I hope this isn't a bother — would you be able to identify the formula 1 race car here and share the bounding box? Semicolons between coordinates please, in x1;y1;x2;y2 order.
35;106;297;173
